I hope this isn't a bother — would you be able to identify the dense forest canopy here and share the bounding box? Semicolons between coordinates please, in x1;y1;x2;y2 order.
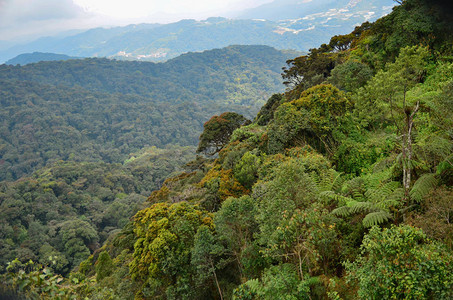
2;0;453;299
0;45;292;182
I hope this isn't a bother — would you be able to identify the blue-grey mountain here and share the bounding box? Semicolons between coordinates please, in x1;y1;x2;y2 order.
0;0;395;63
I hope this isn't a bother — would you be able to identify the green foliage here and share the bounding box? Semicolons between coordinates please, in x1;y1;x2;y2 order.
355;45;430;128
268;84;352;155
233;264;316;300
191;226;225;299
3;2;453;299
215;196;261;280
409;173;438;203
328;171;404;227
346;225;453;299
2;259;78;299
328;60;373;92
0;146;194;274
255;158;319;240
282;45;337;97
0;45;288;181
254;94;283;126
267;102;310;154
262;205;339;279
95;251;114;282
233;152;261;189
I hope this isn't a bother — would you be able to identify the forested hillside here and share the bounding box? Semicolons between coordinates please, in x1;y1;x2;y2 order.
0;45;291;181
2;0;453;299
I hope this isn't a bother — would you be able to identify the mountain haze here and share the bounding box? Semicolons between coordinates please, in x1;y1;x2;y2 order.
0;0;395;63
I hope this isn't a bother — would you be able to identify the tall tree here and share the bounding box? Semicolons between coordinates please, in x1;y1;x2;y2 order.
356;46;429;203
197;112;248;156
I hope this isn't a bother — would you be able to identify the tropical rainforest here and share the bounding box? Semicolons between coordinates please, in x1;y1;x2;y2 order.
1;0;453;299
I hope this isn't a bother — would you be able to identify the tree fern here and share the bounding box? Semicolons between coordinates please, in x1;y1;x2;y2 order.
320;190;352;206
341;177;366;201
410;173;438;203
330;205;352;217
329;170;404;227
362;211;393;227
311;169;344;193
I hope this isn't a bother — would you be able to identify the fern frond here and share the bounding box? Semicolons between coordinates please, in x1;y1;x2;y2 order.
331;172;345;193
410;173;438;203
365;181;400;203
320;191;353;205
348;201;376;214
417;134;453;159
315;169;344;192
364;169;393;190
331;206;352;217
375;188;404;209
310;171;320;185
372;154;398;173
342;177;365;198
351;191;366;201
362;211;392;227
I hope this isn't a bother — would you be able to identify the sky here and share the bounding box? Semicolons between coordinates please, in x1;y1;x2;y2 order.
0;0;274;44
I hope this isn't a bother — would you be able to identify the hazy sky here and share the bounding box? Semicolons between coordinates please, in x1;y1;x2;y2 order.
0;0;273;43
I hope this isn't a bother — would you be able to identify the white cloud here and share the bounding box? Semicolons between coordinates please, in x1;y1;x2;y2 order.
73;0;272;18
0;0;91;41
0;0;273;43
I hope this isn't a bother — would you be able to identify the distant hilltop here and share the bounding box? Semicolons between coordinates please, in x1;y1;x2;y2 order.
5;52;79;65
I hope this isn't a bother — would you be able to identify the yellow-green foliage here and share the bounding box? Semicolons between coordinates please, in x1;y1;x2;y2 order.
130;202;213;298
200;167;249;200
292;84;352;134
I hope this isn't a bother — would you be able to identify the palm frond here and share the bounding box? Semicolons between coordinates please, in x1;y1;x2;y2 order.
331;206;352;217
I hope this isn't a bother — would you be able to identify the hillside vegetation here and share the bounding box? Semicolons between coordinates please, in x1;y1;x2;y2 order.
2;0;453;299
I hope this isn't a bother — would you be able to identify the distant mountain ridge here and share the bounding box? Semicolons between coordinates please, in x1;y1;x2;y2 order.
0;45;293;106
237;0;394;21
5;52;79;65
0;0;395;63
